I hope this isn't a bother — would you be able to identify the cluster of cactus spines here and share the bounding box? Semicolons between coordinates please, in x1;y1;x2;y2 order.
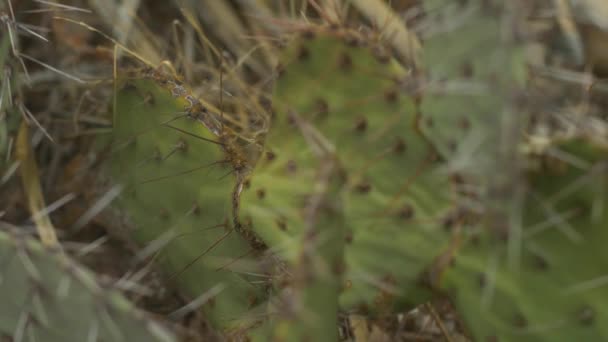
240;25;456;314
107;73;269;332
0;229;175;341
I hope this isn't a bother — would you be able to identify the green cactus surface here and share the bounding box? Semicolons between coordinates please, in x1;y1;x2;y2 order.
107;73;268;331
441;137;608;341
240;26;455;316
417;1;608;340
419;0;527;176
104;2;608;340
0;230;175;341
264;159;346;342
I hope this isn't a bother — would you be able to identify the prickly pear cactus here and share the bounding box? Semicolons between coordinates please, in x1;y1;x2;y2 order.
442;137;608;341
0;230;175;341
103;2;608;340
107;71;267;331
240;26;455;317
418;1;608;341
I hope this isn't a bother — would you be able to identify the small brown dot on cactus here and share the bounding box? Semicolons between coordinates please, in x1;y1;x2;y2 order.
159;208;170;220
265;151;276;162
297;46;310;60
461;62;474;77
332;260;346;275
275;63;285;78
354;181;372;194
450;172;465;185
192;202;201;216
393;138;406;154
286;160;297;174
532;254;549;271
345;231;353;244
338;52;353;70
578;306;595;325
471;234;481;247
398;205;415;220
430;151;442;163
243;179;251;189
459;116;471;130
478;273;487;288
313;98;329;118
442;214;456;230
287;111;297;126
301;29;315;40
247;292;258;308
256;188;266;200
276;219;287;231
425;116;434;128
513;313;528;328
354;116;368;133
143;92;155;105
384;89;398;103
176;139;188;153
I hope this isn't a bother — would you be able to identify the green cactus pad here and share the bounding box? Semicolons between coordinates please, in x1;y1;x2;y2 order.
240;27;455;314
441;138;608;341
419;0;528;177
0;230;175;341
264;160;345;342
107;73;267;330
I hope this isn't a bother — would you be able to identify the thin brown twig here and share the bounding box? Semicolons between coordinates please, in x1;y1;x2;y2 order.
425;303;454;342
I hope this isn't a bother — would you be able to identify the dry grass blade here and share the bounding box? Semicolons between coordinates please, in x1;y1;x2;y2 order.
184;0;269;74
88;0;162;64
554;0;584;65
569;0;608;29
348;0;421;66
15;121;59;247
